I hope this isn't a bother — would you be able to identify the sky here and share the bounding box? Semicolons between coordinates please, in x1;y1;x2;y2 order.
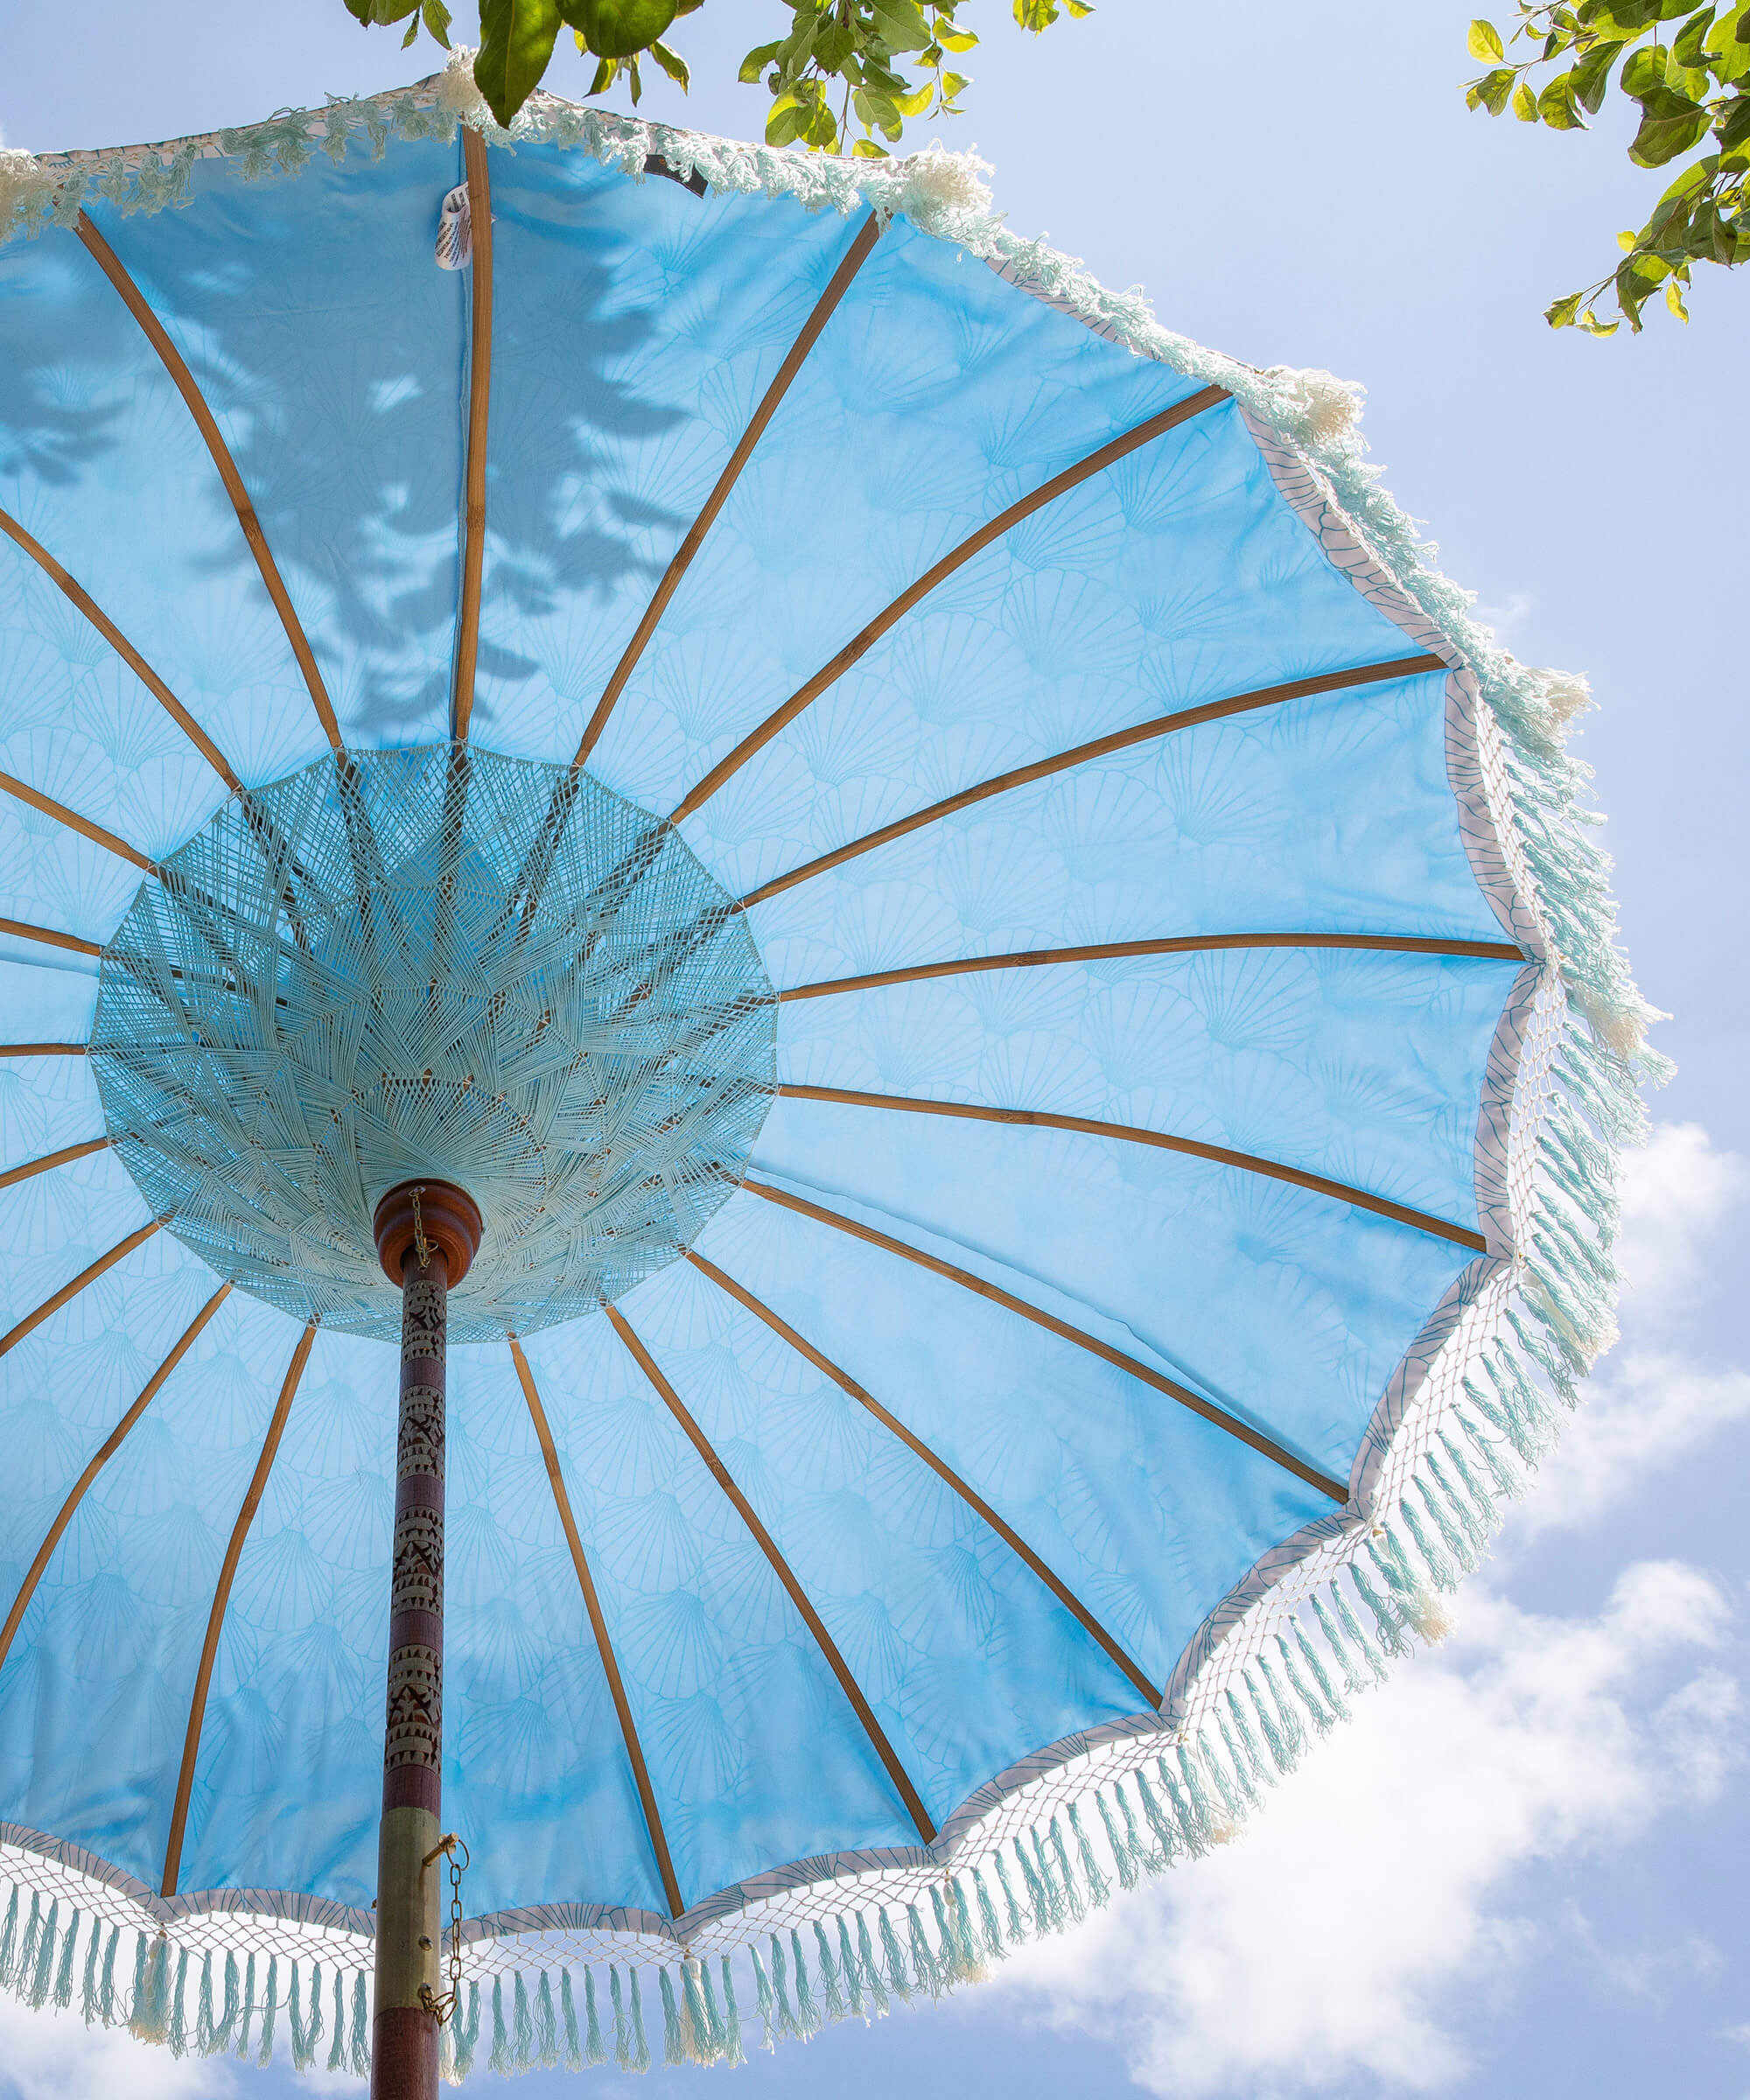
2;3;1746;2097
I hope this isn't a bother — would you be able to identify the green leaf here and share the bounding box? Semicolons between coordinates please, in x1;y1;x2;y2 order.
1613;246;1671;326
1468;18;1506;59
1544;290;1585;326
766;101;805;145
1512;79;1541;117
936;23;978;50
1538;70;1586;124
1666;273;1692;314
562;0;678;61
1572;37;1627;110
423;0;453;45
1065;0;1096;15
860;54;907;91
851;136;891;156
1628;84;1712;163
1656;153;1713;201
815;21;855;67
893;80;935;114
1468;64;1517;111
475;0;563;125
649;36;689;88
869;0;934;52
1620;43;1669;95
1707;4;1750;77
738;38;780;82
1584;2;1659;32
1673;4;1717;65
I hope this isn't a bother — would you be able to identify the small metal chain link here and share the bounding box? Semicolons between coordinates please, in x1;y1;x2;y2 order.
409;1185;432;1270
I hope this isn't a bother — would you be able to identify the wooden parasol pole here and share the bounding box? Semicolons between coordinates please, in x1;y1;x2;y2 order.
370;1180;482;2100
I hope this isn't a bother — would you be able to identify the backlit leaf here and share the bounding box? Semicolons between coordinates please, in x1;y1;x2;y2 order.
564;0;679;60
649;37;689;88
475;0;563;125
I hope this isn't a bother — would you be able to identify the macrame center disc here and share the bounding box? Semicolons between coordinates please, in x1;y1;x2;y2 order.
91;746;776;1342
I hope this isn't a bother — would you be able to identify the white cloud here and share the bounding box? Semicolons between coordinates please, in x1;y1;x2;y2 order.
1468;590;1536;646
1513;1348;1750;1539
1614;1121;1750;1326
0;1992;232;2100
991;1562;1740;2099
1557;1901;1719;2001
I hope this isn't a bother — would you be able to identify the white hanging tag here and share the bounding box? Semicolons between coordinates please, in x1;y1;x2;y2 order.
434;183;472;270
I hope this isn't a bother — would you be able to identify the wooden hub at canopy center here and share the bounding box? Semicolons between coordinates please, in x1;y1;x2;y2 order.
372;1180;484;1287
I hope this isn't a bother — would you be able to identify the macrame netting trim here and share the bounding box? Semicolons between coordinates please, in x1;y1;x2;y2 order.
91;745;774;1341
0;52;1659;2075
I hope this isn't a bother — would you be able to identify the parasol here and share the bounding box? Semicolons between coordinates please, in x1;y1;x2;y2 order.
0;52;1653;2091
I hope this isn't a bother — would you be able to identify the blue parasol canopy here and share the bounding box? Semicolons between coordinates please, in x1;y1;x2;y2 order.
0;57;1652;2076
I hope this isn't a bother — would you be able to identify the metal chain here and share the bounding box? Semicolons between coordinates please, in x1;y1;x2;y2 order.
446;1838;467;2014
409;1184;432;1270
417;1833;468;2026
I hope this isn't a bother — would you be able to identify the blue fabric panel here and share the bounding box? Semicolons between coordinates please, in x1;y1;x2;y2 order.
0;1144;151;1334
0;220;320;794
679;400;1426;893
743;669;1506;997
176;1322;389;1903
440;1341;670;1920
621;1254;1145;1832
0;1047;104;1176
746;1107;1473;1489
519;1308;913;1909
83;141;469;753
691;1189;1329;1692
0;793;142;950
0;1278;286;1886
585;215;1213;817
0;538;228;860
472;147;865;762
0;931;99;980
776;948;1522;1229
0;958;96;1046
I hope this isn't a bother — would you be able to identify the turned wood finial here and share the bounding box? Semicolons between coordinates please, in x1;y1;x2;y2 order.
373;1180;484;1286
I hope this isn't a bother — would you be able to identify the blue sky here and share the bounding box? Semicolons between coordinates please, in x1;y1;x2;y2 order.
2;3;1745;2096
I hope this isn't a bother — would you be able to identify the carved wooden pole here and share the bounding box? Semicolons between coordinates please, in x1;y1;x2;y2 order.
370;1181;482;2100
